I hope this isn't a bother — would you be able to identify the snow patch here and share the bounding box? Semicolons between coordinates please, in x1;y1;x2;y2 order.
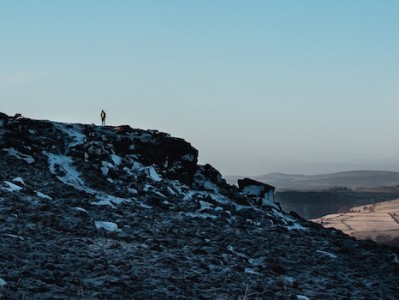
166;186;176;196
273;210;308;231
248;257;266;267
3;147;35;164
182;191;193;201
47;153;129;207
110;154;122;166
128;188;138;195
47;153;85;189
287;222;308;231
91;200;116;209
91;194;128;208
94;221;119;232
13;177;26;186
143;184;153;192
199;200;213;211
100;165;109;176
140;203;152;209
244;268;259;275
170;180;188;195
0;277;7;287
154;191;167;198
2;181;23;192
145;166;162;182
210;193;230;205
227;245;248;258
54;123;86;147
2;233;25;241
36;191;52;200
184;212;217;220
74;207;88;213
316;250;337;259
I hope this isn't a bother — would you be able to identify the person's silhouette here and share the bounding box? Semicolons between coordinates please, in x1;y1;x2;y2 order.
101;110;106;126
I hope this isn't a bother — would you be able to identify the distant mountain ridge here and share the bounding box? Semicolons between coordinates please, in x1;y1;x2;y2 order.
227;170;399;191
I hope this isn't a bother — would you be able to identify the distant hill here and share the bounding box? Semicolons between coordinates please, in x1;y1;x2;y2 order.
312;199;399;248
227;170;399;191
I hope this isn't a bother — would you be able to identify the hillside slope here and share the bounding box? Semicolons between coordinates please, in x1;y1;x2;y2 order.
312;199;399;247
0;113;398;299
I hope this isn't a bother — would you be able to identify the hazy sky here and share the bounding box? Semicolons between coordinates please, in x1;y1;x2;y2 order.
1;1;399;176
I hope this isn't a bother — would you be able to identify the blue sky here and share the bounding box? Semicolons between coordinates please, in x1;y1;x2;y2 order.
1;1;399;175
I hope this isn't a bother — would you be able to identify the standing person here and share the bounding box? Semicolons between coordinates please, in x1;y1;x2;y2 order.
101;110;106;126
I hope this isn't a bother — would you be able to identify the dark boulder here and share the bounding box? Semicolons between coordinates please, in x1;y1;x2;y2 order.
202;164;226;186
238;178;275;194
136;137;198;185
237;178;279;208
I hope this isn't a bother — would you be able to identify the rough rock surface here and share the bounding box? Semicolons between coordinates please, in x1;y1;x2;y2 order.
0;113;398;299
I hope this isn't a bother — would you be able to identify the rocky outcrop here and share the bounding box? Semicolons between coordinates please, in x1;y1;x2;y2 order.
238;177;280;209
0;112;398;299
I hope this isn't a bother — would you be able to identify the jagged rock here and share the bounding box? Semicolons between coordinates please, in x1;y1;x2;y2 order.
0;112;398;299
238;177;280;209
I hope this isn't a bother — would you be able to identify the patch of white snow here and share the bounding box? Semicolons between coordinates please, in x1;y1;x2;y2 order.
184;212;217;220
91;194;129;208
100;166;109;176
244;268;259;275
227;245;249;258
47;153;85;188
316;250;337;259
128;188;138;195
2;233;25;241
110;154;122;166
199;200;213;211
3;148;35;164
0;277;7;287
74;207;88;213
166;186;176;196
248;257;266;267
287;222;308;231
145;166;162;182
12;177;26;186
36;191;52;200
182;191;193;201
2;181;23;192
140;203;152;209
94;221;119;232
54;123;86;147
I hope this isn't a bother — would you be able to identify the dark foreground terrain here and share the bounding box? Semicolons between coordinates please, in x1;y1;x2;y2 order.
0;113;398;299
